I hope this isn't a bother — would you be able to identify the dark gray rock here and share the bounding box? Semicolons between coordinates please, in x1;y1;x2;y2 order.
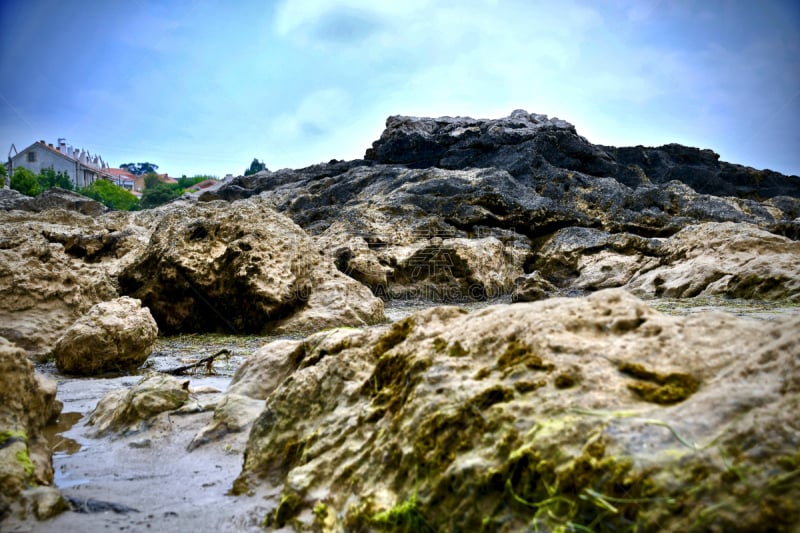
366;110;800;200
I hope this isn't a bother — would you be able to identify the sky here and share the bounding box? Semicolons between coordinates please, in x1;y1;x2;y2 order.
1;0;798;178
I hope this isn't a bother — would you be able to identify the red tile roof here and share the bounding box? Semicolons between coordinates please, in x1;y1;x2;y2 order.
105;168;137;180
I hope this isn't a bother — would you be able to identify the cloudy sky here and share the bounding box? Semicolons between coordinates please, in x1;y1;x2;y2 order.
1;0;798;178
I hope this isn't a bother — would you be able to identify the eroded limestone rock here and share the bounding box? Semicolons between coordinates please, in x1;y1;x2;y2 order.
207;152;798;304
118;198;383;334
530;222;800;300
190;328;372;450
0;208;150;358
232;290;800;532
53;296;158;375
627;222;800;300
0;337;64;521
88;373;190;436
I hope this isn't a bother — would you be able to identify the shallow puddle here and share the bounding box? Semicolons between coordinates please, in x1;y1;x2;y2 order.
43;411;83;455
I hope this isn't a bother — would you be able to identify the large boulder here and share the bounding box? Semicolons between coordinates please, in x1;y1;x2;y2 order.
53;296;158;375
627;221;800;300
0;337;65;521
190;328;371;451
232;290;800;531
118;198;383;334
0;208;150;358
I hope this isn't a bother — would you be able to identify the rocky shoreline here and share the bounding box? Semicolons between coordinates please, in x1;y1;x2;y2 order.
1;110;799;531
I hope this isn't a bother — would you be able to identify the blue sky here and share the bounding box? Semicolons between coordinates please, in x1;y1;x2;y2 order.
1;0;798;178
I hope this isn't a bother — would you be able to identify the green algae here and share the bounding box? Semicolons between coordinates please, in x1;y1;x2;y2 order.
0;430;28;447
15;448;35;479
373;317;414;358
371;494;433;532
264;489;302;529
1;431;36;487
497;338;554;371
362;350;431;419
619;362;699;404
432;337;447;353
447;340;469;358
554;370;581;389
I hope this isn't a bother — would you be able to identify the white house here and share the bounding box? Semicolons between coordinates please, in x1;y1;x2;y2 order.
104;167;138;195
7;139;114;189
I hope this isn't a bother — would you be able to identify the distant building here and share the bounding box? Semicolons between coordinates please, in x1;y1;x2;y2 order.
184;179;219;192
7;139;113;189
104;167;139;196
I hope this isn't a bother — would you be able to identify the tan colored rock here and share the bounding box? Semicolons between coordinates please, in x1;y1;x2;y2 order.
511;270;558;302
21;486;69;520
627;222;800;300
0;208;150;358
88;372;190;436
191;328;370;450
533;222;800;300
53;296;158;375
118;197;384;335
0;337;62;521
232;290;800;532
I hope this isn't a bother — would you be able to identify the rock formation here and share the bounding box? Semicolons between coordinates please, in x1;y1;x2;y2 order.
202;111;799;302
365;109;800;199
530;221;800;300
229;290;800;531
53;297;158;375
3;109;798;530
118;197;384;334
0;209;127;357
0;187;108;217
0;337;65;521
0;192;384;357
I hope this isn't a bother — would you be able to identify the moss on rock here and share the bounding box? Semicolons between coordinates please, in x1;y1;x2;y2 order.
619;362;700;404
231;290;800;532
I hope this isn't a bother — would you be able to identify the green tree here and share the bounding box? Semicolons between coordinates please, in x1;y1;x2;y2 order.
121;162;159;176
140;181;180;208
244;158;267;176
38;167;73;191
79;179;139;211
10;167;40;196
143;172;162;189
0;163;7;189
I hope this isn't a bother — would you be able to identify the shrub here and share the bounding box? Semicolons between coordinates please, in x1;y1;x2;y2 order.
10;168;40;196
79;179;140;211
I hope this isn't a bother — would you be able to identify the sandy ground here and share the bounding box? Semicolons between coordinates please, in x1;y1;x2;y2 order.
3;298;798;532
4;336;283;533
5;372;283;533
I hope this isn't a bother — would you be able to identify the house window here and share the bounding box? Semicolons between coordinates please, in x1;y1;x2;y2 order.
27;151;36;162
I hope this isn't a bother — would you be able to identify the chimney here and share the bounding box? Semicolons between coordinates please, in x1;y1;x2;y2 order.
58;138;67;152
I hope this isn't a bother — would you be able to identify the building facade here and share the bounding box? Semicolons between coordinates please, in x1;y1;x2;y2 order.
7;139;113;189
104;167;138;195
